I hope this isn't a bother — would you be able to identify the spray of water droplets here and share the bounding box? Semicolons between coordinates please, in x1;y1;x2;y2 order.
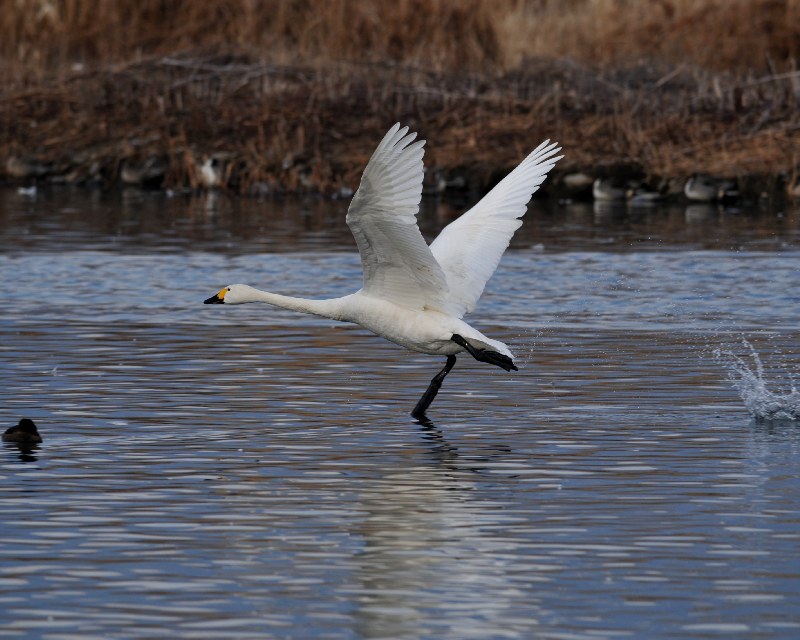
714;339;800;422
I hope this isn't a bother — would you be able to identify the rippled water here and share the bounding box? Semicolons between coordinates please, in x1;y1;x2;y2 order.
1;188;799;638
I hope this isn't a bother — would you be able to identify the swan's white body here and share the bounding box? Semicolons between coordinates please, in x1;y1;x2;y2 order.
206;124;561;410
218;285;505;357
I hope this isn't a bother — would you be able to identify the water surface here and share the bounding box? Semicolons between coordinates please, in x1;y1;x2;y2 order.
1;188;799;639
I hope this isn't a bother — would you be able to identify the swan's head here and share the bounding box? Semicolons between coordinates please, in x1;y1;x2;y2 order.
204;284;252;305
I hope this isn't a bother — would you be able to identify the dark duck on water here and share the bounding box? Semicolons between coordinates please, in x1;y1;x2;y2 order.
3;418;43;445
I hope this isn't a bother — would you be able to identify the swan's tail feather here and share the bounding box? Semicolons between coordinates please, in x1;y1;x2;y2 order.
451;333;518;371
478;350;518;372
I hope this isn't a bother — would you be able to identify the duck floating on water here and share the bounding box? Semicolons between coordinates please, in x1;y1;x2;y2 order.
684;174;739;202
592;178;661;204
3;419;42;445
788;176;800;200
592;177;630;201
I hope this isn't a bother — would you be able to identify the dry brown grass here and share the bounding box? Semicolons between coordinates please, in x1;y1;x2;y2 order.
1;1;800;193
2;0;518;79
4;0;799;77
507;0;800;74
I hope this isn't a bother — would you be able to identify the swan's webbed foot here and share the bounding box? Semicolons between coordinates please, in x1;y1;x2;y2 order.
451;334;518;371
411;355;457;418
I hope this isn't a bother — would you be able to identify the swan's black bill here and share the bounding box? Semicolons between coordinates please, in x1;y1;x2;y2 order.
204;294;224;304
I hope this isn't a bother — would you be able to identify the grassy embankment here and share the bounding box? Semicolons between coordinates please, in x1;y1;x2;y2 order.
1;0;799;197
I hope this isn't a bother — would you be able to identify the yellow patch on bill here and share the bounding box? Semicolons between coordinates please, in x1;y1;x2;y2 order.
217;288;227;299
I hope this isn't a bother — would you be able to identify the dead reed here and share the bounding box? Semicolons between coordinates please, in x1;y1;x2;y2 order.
4;0;798;77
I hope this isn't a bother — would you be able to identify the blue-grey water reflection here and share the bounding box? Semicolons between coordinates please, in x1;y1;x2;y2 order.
1;188;799;639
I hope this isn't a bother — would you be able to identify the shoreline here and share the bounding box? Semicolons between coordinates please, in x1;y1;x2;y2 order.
2;51;799;202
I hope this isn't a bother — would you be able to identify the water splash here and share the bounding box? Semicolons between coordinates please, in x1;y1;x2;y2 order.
714;339;800;422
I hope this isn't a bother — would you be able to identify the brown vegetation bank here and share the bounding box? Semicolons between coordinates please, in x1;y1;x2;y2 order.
1;0;799;200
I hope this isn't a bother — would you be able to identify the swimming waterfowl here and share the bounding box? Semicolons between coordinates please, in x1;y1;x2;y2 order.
592;177;631;201
684;174;739;202
204;124;562;416
789;176;800;200
3;419;42;445
592;177;661;204
198;154;229;189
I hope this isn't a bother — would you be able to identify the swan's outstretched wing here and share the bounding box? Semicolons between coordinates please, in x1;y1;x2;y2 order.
430;140;562;318
347;123;448;309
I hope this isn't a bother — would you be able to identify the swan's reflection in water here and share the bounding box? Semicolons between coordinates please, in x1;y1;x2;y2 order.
350;418;541;639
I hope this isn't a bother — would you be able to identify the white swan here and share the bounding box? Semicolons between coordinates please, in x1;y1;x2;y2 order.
205;124;562;416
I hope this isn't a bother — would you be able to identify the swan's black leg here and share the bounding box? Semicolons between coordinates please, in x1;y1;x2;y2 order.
451;334;518;371
411;355;457;418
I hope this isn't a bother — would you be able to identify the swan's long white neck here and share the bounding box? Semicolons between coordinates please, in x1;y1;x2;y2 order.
232;284;350;321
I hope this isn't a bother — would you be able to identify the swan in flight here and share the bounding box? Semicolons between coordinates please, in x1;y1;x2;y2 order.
205;124;562;417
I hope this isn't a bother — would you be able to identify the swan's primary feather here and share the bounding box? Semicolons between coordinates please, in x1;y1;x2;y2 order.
346;123;449;310
430;139;563;318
